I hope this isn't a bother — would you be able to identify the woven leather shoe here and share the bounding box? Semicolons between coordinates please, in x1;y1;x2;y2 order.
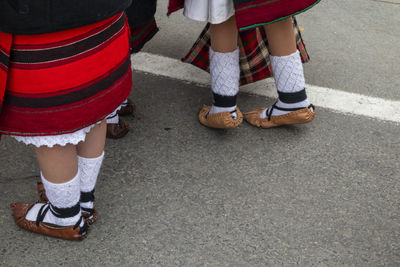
106;118;131;139
37;182;98;225
117;98;136;116
10;202;88;240
244;105;315;128
198;105;243;129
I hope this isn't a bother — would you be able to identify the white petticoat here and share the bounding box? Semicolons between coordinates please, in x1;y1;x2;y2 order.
11;99;128;147
12;122;101;148
184;0;235;24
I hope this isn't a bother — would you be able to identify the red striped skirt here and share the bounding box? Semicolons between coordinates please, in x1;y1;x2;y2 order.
0;12;132;137
234;0;321;30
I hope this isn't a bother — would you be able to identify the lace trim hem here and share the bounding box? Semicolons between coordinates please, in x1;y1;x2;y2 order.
11;122;101;148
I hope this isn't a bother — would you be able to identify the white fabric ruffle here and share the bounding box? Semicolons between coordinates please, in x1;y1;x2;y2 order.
184;0;235;24
106;99;127;124
12;122;101;148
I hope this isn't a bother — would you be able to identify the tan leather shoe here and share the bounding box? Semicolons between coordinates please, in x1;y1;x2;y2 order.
244;105;315;128
37;182;98;225
198;105;243;129
10;202;88;240
117;98;136;116
106;118;131;139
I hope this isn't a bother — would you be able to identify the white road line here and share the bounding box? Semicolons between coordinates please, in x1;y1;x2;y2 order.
131;52;400;123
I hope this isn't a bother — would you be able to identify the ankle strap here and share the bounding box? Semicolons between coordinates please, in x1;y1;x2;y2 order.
80;190;95;203
277;89;307;104
50;202;81;219
266;101;311;121
213;93;237;107
35;203;87;235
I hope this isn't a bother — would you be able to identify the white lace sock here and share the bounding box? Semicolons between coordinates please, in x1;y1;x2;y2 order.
79;152;104;211
209;47;240;119
261;50;312;118
25;171;83;227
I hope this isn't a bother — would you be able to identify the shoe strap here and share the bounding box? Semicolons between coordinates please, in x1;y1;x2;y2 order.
50;203;81;219
273;106;306;112
205;109;236;119
213;93;237;107
81;207;95;217
266;101;309;121
278;89;307;104
35;203;87;235
73;216;88;235
266;101;278;121
80;190;95;203
36;204;50;227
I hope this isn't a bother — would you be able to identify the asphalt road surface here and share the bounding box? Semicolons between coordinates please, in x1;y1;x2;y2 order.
1;0;399;266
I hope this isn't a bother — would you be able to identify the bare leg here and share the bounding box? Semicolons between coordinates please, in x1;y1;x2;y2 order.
77;119;107;158
263;17;296;56
35;144;78;184
34;120;106;184
243;17;315;127
25;143;83;230
76;119;106;220
199;16;243;128
210;16;238;53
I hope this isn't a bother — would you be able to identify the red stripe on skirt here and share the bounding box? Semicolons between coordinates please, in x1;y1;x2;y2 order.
0;12;133;136
0;32;11;105
234;0;320;30
10;25;127;70
8;23;130;93
0;67;132;136
12;13;123;50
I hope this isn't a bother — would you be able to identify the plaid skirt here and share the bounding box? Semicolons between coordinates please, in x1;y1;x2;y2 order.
182;18;309;86
168;0;312;85
0;12;132;137
130;17;159;54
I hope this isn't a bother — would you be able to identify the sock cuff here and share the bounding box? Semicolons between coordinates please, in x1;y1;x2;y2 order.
270;50;300;61
78;151;105;163
209;46;239;59
40;169;80;188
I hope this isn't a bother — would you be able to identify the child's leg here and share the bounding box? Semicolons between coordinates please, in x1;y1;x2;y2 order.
209;16;239;118
77;120;106;158
199;15;242;128
210;16;238;52
23;144;84;229
35;144;78;184
76;120;106;221
262;18;313;118
264;18;297;57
